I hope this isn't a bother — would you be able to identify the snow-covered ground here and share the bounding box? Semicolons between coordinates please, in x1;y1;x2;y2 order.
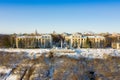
0;66;11;80
0;48;120;80
54;48;120;59
0;48;120;59
0;48;50;59
0;48;50;54
0;48;50;80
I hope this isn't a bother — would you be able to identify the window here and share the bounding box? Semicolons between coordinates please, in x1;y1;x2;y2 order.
42;36;44;38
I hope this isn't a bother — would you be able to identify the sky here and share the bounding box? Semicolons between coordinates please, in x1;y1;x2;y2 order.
0;0;120;34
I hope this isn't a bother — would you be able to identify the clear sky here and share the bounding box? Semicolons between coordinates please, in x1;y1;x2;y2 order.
0;0;120;34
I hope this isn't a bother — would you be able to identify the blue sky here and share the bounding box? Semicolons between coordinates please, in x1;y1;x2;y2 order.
0;0;120;34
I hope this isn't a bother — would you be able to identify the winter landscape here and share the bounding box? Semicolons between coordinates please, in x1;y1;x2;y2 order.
0;48;120;80
1;0;120;80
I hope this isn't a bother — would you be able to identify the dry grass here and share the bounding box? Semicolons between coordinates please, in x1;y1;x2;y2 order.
0;51;27;67
1;51;120;80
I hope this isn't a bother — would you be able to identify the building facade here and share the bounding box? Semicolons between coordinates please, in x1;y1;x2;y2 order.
112;42;120;49
16;35;52;48
111;35;120;49
65;33;105;48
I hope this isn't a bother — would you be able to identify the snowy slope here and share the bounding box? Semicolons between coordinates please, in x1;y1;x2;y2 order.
0;48;120;59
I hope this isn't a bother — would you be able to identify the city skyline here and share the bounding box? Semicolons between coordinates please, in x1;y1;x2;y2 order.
0;0;120;34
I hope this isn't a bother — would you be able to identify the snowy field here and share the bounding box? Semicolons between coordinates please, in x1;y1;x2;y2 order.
0;48;50;55
0;48;120;59
0;48;120;80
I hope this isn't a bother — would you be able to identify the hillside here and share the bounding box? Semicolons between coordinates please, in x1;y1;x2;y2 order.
0;49;120;80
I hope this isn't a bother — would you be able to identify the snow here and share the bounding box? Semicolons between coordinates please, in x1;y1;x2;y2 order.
0;48;50;59
0;67;11;74
55;49;120;59
0;48;50;53
0;48;120;80
5;74;18;80
0;48;120;59
0;67;12;80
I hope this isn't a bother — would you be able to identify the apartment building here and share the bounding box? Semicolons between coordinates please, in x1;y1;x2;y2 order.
65;33;105;48
112;42;120;49
111;35;120;49
16;34;52;48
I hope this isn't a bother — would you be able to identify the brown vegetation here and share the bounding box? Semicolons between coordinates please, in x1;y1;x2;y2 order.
0;35;11;48
1;52;120;80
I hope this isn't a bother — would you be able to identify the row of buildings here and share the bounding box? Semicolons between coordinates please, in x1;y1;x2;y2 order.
13;32;120;49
